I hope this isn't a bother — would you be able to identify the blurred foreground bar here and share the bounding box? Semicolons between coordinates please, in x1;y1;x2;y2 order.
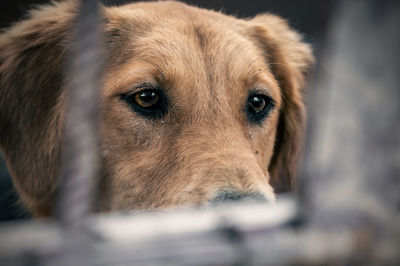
0;200;298;266
0;0;399;265
57;0;101;231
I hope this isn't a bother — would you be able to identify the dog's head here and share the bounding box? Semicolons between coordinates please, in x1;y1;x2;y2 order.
0;1;313;216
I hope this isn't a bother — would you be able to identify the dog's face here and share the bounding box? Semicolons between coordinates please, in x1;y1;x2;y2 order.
0;1;312;216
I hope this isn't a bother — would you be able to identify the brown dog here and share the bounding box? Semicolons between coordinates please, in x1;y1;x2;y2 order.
0;1;313;217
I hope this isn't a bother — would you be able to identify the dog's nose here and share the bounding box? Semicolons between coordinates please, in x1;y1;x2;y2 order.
211;190;268;205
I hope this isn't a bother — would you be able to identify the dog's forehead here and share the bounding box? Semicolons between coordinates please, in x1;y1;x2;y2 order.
104;2;280;112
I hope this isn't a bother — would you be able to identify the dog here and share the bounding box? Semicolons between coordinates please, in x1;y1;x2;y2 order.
0;0;313;217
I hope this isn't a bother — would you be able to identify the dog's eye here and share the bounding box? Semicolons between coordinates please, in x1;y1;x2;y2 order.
134;90;160;108
246;93;274;124
249;95;266;113
121;88;167;119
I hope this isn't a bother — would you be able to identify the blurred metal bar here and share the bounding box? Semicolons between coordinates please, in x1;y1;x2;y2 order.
303;0;400;219
57;0;102;233
0;200;297;266
300;0;400;263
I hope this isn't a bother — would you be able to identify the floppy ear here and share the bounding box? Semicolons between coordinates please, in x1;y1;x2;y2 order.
0;1;78;216
249;14;314;192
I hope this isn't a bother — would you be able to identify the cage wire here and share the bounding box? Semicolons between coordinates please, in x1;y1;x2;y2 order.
57;0;102;233
0;0;399;265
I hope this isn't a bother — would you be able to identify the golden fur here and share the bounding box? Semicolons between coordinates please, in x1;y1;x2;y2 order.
0;0;313;217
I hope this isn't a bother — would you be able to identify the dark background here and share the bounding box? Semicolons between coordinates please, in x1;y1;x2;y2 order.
0;0;333;220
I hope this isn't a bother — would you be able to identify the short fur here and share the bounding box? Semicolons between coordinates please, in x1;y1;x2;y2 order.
0;0;313;217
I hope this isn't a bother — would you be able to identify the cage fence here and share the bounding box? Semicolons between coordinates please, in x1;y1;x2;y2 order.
0;0;399;265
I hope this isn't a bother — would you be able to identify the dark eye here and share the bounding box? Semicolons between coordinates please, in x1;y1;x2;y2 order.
246;93;274;124
121;87;168;119
134;90;159;108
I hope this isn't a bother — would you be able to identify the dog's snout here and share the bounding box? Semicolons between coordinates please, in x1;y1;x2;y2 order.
211;190;268;205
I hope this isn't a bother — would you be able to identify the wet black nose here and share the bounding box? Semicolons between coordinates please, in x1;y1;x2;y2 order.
211;190;267;205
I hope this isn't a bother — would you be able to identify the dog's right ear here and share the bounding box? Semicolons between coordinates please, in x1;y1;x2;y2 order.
0;1;78;216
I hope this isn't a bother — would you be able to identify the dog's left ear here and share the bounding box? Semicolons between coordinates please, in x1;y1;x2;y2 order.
0;1;79;216
248;14;314;192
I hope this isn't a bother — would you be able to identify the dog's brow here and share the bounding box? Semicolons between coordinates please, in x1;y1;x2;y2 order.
142;59;166;80
248;57;261;69
247;57;265;80
249;68;270;84
155;38;168;70
250;69;264;82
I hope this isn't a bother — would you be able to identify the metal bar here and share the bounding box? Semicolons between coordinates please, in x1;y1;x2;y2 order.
57;0;102;233
303;0;400;220
0;200;297;266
